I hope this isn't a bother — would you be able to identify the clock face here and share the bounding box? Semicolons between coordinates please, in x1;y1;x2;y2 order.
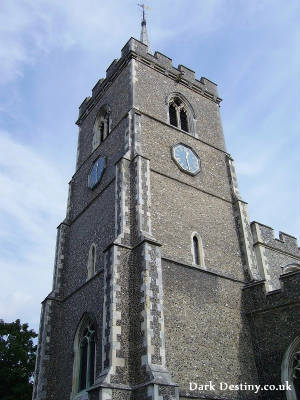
88;157;106;189
172;144;201;175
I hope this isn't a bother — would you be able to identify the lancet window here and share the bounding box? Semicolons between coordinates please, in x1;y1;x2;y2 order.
192;233;205;267
87;244;96;280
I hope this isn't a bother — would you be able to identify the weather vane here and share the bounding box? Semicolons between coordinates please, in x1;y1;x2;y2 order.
138;3;151;52
138;3;151;21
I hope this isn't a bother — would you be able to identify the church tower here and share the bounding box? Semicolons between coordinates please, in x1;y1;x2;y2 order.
32;11;300;400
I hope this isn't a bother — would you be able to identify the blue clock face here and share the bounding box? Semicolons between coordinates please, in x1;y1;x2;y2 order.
172;144;200;175
88;157;106;189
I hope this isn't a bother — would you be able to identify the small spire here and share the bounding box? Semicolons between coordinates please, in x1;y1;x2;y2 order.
138;4;151;52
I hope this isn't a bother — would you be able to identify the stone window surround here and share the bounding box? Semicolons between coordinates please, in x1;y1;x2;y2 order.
166;92;197;138
71;313;97;400
92;104;112;151
191;231;205;268
281;336;300;400
87;243;97;280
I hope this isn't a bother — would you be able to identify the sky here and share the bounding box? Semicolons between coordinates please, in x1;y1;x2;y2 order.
0;0;299;332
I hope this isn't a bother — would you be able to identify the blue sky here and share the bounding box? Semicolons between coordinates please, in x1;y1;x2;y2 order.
0;0;299;332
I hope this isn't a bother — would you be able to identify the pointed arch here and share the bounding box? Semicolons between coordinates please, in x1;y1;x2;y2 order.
92;104;111;151
87;243;96;280
281;337;300;400
166;92;196;136
71;313;97;398
191;232;205;267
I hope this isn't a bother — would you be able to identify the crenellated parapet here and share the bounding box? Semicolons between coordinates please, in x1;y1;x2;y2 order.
76;37;221;125
242;269;300;397
121;37;220;99
251;222;299;256
250;221;300;292
243;269;300;314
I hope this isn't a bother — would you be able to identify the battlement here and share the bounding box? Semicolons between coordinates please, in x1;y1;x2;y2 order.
91;78;105;97
77;37;221;124
251;221;299;257
243;270;300;313
78;96;91;117
121;37;220;97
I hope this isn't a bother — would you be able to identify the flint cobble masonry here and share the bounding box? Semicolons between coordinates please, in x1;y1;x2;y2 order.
33;35;300;400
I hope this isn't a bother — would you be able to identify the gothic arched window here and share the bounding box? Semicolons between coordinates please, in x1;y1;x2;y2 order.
92;105;111;151
281;337;300;400
78;325;96;392
192;233;205;267
87;244;96;280
71;315;97;398
168;97;190;132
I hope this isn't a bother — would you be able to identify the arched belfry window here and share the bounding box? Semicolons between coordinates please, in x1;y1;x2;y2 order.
281;337;300;400
87;244;96;280
71;314;97;398
168;95;195;134
191;233;205;267
92;105;111;151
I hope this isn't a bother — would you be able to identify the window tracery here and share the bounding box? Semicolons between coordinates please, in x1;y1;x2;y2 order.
292;351;300;399
168;96;190;132
281;337;300;400
78;324;96;392
71;315;97;399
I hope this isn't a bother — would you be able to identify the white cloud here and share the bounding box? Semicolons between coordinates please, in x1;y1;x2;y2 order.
0;0;299;331
0;131;67;329
0;0;138;85
4;0;296;86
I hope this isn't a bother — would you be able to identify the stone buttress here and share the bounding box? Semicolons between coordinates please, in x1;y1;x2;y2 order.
32;35;299;400
87;108;178;400
32;220;70;400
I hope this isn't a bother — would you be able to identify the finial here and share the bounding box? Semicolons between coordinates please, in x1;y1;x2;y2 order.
138;3;151;52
